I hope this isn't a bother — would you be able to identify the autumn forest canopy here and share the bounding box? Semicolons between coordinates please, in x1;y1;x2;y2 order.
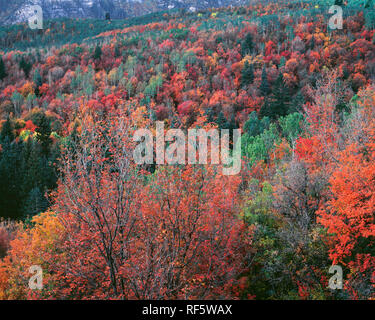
0;0;375;300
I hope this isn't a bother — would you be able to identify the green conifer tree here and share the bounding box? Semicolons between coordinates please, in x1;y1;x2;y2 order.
259;65;270;96
35;113;52;156
93;45;102;60
33;68;43;95
260;73;290;119
0;56;6;80
242;61;254;87
242;33;254;56
19;57;32;78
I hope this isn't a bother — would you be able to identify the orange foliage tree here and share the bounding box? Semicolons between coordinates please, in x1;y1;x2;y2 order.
42;112;252;299
318;88;375;299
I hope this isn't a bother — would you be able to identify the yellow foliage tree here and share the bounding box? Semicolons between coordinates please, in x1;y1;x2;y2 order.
0;212;64;300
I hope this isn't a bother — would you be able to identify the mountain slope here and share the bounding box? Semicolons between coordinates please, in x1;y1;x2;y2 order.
0;0;248;25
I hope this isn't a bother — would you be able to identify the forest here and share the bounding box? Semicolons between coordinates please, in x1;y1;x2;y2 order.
0;0;374;300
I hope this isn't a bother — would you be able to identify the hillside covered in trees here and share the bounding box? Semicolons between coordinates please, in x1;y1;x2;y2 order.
0;0;375;300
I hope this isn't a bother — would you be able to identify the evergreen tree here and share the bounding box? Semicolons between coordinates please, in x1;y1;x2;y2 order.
0;118;20;219
204;108;215;123
24;140;43;192
259;65;270;96
227;114;238;131
260;72;290;119
45;142;60;190
0;117;14;143
22;138;58;216
216;111;228;129
0;139;25;219
114;45;121;58
290;91;305;113
310;35;315;49
33;68;43;95
279;56;286;68
35;113;52;156
244;111;270;137
0;115;58;220
242;33;254;56
334;0;343;6
23;187;49;218
241;61;254;87
93;45;102;60
0;56;6;80
19;57;32;78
